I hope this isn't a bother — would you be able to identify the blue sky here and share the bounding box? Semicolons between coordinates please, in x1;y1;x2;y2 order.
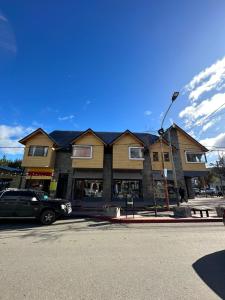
1;0;225;159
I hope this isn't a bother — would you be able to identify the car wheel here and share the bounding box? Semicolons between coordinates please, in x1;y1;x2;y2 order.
40;210;56;225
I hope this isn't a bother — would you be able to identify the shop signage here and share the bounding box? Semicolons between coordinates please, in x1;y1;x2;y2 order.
27;168;53;177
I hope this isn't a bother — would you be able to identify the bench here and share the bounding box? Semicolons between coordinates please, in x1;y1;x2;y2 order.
191;207;212;217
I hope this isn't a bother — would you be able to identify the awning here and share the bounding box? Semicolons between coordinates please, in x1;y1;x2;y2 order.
183;171;209;177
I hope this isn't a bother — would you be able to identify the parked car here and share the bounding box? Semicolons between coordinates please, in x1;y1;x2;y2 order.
0;189;72;225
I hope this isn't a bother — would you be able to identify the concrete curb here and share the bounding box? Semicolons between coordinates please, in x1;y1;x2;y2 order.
70;214;222;223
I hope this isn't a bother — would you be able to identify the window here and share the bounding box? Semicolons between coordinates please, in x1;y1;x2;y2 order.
129;147;144;160
153;152;159;161
186;152;206;163
72;145;92;158
74;180;103;198
113;180;142;199
28;146;48;157
164;152;170;162
1;191;21;200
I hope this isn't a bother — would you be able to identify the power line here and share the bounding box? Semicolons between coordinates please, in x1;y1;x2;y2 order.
187;101;225;133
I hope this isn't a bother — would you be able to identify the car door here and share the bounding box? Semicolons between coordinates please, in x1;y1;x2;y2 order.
16;191;38;217
0;191;19;217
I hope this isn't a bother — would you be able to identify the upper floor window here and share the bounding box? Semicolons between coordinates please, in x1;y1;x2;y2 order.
164;152;170;162
72;145;92;159
129;147;144;160
185;151;206;163
28;146;48;157
153;152;159;161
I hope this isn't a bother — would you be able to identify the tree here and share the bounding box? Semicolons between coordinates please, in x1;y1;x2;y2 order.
0;155;22;169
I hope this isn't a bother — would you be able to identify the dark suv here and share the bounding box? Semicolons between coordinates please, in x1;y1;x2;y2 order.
0;189;72;225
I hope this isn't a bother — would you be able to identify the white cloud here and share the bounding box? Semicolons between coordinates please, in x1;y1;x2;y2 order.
179;92;225;129
0;125;33;155
32;120;43;127
144;110;152;116
185;56;225;101
58;115;75;121
201;116;222;132
200;132;225;150
0;15;8;22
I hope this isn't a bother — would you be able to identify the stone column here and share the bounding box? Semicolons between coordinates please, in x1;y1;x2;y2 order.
66;172;73;200
142;148;154;204
164;127;188;198
102;148;112;203
185;177;195;199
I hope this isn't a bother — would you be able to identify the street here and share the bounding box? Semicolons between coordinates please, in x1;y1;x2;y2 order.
0;218;225;300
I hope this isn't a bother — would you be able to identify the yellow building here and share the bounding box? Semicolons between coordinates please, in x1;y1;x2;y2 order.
19;124;208;207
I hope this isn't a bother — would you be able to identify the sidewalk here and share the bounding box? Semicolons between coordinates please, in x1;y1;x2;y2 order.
71;196;225;223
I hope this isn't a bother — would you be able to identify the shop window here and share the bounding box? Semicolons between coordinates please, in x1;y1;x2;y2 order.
28;146;48;157
72;145;92;158
113;180;142;199
164;152;170;162
74;180;103;198
185;152;206;163
153;152;159;161
129;147;144;160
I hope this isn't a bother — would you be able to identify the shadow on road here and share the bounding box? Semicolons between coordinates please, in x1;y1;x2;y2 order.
0;217;123;234
193;250;225;299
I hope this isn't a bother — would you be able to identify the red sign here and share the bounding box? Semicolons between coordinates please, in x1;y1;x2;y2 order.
27;172;52;177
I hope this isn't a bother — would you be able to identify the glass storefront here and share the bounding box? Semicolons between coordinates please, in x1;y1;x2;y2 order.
154;180;176;199
113;180;142;199
25;179;50;193
74;179;103;199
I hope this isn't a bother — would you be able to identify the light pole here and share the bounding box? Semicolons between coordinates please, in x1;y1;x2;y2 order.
158;92;179;210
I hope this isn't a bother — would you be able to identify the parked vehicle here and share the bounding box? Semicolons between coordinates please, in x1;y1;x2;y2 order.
194;188;220;197
223;209;225;226
0;189;72;225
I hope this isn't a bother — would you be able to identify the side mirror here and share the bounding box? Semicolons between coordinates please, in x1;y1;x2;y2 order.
31;197;38;202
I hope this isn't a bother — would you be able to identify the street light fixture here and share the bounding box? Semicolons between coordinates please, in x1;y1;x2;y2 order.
158;91;179;210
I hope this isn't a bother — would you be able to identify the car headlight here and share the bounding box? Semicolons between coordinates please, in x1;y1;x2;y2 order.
61;204;66;210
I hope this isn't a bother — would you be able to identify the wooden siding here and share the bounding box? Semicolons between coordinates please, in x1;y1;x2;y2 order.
72;132;104;169
21;132;55;168
150;141;173;170
177;130;207;171
112;133;144;169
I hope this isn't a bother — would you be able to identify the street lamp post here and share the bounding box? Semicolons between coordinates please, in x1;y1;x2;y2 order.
158;92;179;210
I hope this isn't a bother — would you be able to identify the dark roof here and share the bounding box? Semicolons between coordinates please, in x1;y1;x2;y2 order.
49;130;159;149
0;166;22;173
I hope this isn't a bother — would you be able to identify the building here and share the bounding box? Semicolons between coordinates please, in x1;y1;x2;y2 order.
19;124;208;207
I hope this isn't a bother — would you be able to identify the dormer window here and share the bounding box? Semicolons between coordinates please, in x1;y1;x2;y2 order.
72;145;92;159
28;146;48;157
185;151;207;163
129;147;144;160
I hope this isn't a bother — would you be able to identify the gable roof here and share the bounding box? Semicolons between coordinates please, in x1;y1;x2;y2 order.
167;123;209;152
109;130;145;146
70;128;107;145
151;137;176;149
19;128;58;146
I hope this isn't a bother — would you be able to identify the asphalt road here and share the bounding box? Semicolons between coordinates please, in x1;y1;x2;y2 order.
0;218;225;300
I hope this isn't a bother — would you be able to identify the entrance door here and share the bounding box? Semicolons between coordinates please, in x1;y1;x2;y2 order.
56;173;68;199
